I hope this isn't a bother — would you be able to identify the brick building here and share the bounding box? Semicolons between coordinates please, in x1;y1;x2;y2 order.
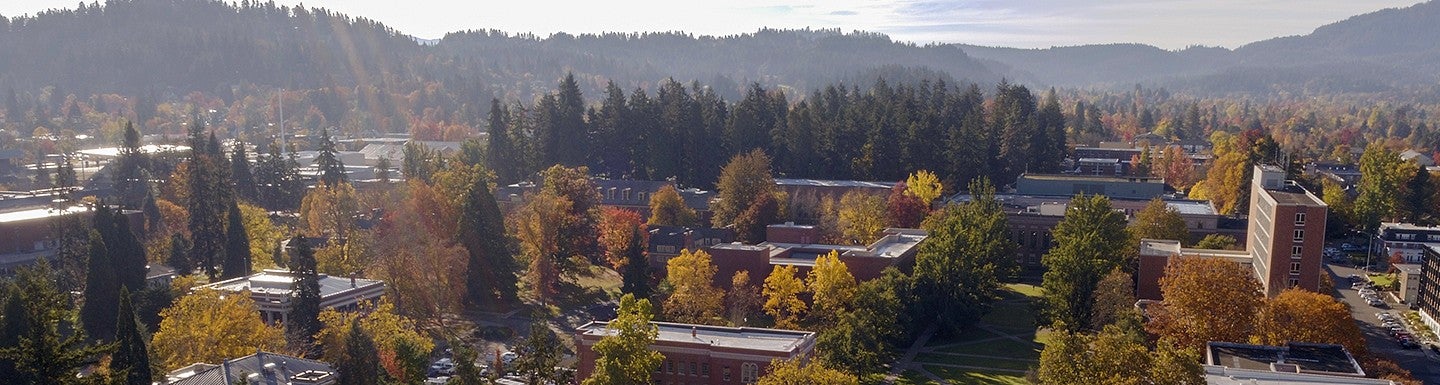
1137;165;1328;299
1416;245;1440;332
575;321;815;385
705;225;926;288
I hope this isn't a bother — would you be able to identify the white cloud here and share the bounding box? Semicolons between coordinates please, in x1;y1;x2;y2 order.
0;0;1426;49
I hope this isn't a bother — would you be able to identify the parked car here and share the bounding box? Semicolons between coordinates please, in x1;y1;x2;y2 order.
429;358;456;377
1377;312;1394;320
500;351;519;365
1369;299;1387;307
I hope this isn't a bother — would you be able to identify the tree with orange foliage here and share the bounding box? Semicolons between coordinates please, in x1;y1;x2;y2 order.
885;182;927;228
513;191;572;305
598;207;645;269
1251;289;1367;358
1146;256;1263;351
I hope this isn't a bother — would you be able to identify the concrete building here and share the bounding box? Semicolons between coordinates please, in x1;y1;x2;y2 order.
647;226;735;269
575;321;815;385
163;351;336;385
496;178;713;220
1395;263;1421;305
1247;165;1329;296
1375;222;1440;263
1015;173;1168;200
200;270;386;324
1138;165;1328;299
0;205;144;274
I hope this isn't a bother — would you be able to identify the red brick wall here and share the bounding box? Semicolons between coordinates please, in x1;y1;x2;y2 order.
1137;254;1170;300
709;247;774;290
576;334;804;384
766;226;820;244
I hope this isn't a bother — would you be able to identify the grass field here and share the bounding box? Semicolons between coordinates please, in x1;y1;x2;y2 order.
902;283;1046;385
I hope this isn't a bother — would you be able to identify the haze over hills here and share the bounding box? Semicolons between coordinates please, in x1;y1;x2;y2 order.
0;0;1437;114
961;1;1440;96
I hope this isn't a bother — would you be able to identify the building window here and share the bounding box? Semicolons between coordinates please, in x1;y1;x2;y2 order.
702;363;710;377
666;360;673;374
1292;246;1304;257
723;367;731;381
657;245;677;254
1294;212;1306;224
1291;262;1301;272
741;363;759;383
1293;229;1304;241
690;362;698;376
1288;278;1300;287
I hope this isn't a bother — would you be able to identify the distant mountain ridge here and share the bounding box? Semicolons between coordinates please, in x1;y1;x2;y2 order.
957;1;1440;96
0;0;1435;104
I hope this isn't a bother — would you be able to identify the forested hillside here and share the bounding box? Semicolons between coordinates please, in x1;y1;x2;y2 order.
962;1;1440;97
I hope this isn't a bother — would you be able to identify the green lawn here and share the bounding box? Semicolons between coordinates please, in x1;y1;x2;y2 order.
924;365;1029;385
1368;273;1396;289
907;284;1044;385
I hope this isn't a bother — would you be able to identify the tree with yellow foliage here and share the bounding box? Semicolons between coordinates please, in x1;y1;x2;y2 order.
904;170;943;204
806;251;856;325
150;288;286;370
763;265;807;329
513;191;572;305
315;299;435;380
756;358;858;385
836;191;886;245
1145;257;1263;351
1251;289;1367;357
663;249;724;324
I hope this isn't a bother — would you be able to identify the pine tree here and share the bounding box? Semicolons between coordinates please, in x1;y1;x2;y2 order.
55;158;76;189
620;223;650;299
143;190;162;234
79;231;119;341
231;141;256;203
186;122;228;278
0;282;24;379
0;261;113;384
485;98;518;183
287;235;323;356
166;234;192;276
335;320;379;385
114;121;149;208
460;171;518;310
111;287;152;385
315;127;347;187
221;202;252;279
373;157;392;184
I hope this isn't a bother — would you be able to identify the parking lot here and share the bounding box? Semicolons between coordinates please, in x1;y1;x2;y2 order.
1325;263;1440;382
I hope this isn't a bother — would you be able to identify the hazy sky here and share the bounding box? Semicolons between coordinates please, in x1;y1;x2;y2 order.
0;0;1425;49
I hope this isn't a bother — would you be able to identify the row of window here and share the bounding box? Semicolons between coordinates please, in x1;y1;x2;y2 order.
658;360;758;383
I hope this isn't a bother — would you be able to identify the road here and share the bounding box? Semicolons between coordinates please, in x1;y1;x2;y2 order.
1325;263;1440;382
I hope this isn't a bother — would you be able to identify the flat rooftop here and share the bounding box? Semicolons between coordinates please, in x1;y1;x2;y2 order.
1262;188;1327;207
1208;342;1363;376
578;321;814;354
0;205;87;223
1203;366;1393;385
773;179;894;189
1394;264;1422;275
1019;173;1164;184
77;144;190;158
1379;222;1440;232
202;269;384;298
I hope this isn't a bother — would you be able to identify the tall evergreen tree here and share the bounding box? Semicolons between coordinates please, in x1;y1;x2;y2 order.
0;261;112;384
992;81;1037;184
166;234;192;276
0;281;24;379
620;223;650;299
143;190;162;234
546;73;587;167
335;320;379;385
221;202;252;279
55;157;76;190
1404;166;1432;224
79;231;119;341
114;121;148;208
287;235;323;356
231;141;256;203
186;122;228;278
315;127;347;187
459;171;518;310
111;287;152;385
1032;88;1068;173
106;209;149;292
484;98;518;183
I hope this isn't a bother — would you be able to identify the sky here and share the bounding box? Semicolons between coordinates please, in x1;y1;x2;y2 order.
0;0;1426;49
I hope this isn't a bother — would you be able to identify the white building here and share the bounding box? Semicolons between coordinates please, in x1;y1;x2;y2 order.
200;269;385;324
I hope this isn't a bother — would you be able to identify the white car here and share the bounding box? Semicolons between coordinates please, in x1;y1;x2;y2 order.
500;351;519;365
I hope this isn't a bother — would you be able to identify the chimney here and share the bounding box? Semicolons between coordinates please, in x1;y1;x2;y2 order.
350;276;356;288
692;326;697;338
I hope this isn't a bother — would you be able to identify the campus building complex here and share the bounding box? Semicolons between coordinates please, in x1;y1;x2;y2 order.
200;270;386;324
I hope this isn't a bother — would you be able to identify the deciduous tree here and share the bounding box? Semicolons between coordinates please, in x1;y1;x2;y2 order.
713;149;777;228
513;191;570;305
648;185;697;227
727;271;761;326
914;178;1015;334
599;207;645;269
1042;194;1133;331
663;250;724;324
1146;257;1263;351
885;182;927;228
583;294;663;385
1252;289;1366;357
757;358;858;385
806;251;856;325
836;191;886;245
150;288;285;370
904;170;943;204
763;265;807;329
1128;198;1190;244
1090;268;1137;331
